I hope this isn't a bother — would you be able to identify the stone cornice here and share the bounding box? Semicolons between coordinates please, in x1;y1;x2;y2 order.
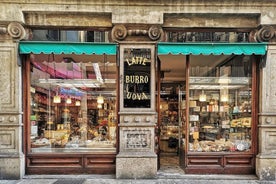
2;0;276;7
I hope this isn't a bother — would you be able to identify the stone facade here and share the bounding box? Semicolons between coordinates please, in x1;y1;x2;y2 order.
0;23;25;179
257;44;276;181
0;0;276;180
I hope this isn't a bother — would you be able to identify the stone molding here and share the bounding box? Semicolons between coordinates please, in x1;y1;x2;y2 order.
251;25;276;42
111;24;164;42
24;12;112;28
0;22;26;41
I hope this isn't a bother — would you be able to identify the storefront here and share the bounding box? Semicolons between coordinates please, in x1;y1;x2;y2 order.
1;0;276;180
157;42;266;174
20;41;118;174
19;39;267;175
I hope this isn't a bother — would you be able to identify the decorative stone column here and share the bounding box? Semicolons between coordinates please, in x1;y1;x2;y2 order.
116;43;157;179
0;22;26;179
255;25;276;181
112;24;163;179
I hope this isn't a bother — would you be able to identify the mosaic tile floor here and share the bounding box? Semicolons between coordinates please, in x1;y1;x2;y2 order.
159;155;185;174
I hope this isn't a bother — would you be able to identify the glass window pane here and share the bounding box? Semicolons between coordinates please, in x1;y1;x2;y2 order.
30;54;117;153
188;55;252;152
31;30;109;42
166;31;249;43
32;30;59;41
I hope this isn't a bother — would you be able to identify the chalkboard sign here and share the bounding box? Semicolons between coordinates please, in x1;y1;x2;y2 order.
123;48;151;108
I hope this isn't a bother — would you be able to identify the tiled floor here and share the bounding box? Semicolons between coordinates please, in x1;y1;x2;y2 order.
159;154;185;174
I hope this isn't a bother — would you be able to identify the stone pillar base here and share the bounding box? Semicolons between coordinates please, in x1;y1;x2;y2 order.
0;153;25;179
256;155;276;181
116;152;157;179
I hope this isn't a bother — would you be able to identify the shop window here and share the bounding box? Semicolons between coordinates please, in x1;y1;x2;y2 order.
29;54;117;152
32;30;109;42
188;55;252;152
166;31;249;43
86;31;108;42
60;31;79;42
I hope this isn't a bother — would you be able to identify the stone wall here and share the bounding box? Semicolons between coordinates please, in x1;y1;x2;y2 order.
0;0;276;180
0;23;26;179
257;44;276;181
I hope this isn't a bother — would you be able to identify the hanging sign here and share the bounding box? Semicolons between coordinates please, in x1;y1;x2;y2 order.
123;48;151;108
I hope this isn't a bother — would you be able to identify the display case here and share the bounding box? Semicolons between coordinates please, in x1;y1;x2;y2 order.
29;62;117;152
188;66;253;153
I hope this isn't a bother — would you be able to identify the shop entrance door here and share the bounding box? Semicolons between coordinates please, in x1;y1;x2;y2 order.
157;55;186;173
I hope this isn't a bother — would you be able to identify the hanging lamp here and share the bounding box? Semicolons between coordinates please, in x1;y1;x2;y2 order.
199;90;206;102
75;100;81;106
97;94;104;104
66;96;72;104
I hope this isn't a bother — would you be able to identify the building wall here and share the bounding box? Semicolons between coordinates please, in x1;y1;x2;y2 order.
0;0;276;180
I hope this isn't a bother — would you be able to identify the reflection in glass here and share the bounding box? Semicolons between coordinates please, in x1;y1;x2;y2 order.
29;54;117;152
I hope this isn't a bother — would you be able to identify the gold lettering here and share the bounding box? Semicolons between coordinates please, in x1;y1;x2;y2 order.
127;92;132;99
125;75;149;84
126;57;148;66
126;92;148;100
142;58;147;65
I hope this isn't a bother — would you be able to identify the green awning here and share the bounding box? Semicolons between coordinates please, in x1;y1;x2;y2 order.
19;41;117;55
158;42;267;55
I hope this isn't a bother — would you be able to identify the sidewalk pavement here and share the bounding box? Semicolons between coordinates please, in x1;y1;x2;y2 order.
0;173;276;184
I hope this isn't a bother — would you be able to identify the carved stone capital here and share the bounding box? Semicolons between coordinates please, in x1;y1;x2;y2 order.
111;24;164;42
111;24;128;41
148;25;163;41
0;22;27;40
252;25;275;42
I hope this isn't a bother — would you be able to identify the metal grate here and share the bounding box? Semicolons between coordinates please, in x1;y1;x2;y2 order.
54;179;85;184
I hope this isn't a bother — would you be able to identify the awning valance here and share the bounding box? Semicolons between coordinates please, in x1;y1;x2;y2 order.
19;41;117;55
157;42;267;55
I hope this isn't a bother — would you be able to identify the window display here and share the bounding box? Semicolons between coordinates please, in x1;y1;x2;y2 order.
188;55;252;152
29;55;117;152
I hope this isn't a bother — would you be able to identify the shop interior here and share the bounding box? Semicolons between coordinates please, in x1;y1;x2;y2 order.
28;50;253;172
158;54;252;170
29;53;118;152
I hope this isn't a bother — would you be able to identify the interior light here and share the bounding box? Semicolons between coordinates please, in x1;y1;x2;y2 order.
221;94;229;102
97;103;102;109
189;101;197;108
75;100;81;106
66;97;72;104
53;95;61;103
199;90;206;102
97;95;104;104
